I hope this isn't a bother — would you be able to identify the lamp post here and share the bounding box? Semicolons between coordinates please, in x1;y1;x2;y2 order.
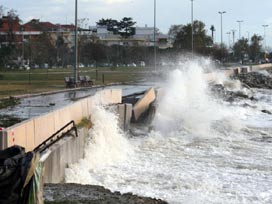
237;20;243;40
218;11;226;46
74;0;78;86
191;0;194;56
154;0;157;71
231;29;236;46
262;24;268;51
226;32;231;48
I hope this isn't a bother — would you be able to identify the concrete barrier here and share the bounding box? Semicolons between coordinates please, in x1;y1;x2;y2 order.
233;68;239;76
116;104;133;130
252;63;272;71
133;88;156;121
0;89;122;151
240;67;248;74
43;128;88;183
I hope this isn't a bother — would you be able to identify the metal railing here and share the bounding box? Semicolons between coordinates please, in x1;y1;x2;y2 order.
34;120;78;153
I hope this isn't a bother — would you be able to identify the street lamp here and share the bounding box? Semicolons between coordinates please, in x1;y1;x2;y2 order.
262;24;268;51
231;29;236;45
218;11;226;46
154;0;157;71
191;0;194;56
226;32;231;48
237;20;243;40
74;0;78;85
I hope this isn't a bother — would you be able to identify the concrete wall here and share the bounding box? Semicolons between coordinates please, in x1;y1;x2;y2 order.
43;128;88;183
116;104;133;130
0;89;122;151
252;63;272;71
133;88;156;121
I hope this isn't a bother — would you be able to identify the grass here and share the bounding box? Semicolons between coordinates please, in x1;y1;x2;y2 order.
0;67;149;99
77;117;93;129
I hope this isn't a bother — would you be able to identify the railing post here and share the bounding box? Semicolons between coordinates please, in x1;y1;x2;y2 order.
0;130;7;150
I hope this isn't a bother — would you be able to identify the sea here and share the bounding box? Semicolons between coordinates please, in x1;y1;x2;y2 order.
65;59;272;204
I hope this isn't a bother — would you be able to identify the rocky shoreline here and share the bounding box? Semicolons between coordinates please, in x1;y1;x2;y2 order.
44;183;168;204
235;70;272;89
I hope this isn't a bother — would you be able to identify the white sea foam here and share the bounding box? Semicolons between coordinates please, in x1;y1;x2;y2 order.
65;59;272;204
65;100;133;184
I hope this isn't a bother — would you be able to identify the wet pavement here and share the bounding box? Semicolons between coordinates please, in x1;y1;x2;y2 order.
0;84;153;127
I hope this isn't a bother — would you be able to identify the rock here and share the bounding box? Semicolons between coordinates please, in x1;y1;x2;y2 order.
261;110;272;114
44;183;168;204
209;83;255;102
236;72;272;89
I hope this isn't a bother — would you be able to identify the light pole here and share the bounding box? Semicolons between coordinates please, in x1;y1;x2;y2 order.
74;0;78;86
218;11;226;46
262;24;268;51
237;20;243;40
153;0;157;72
191;0;194;56
231;29;236;45
226;32;231;48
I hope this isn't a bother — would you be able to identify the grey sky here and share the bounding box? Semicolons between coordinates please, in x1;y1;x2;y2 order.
2;0;272;47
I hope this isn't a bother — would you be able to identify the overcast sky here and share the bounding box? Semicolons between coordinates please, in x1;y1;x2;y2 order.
2;0;272;47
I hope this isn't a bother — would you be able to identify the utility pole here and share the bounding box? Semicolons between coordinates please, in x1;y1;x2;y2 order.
74;0;78;86
153;0;157;72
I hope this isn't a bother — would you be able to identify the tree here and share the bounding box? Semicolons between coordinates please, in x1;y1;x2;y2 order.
96;18;119;34
0;8;21;67
55;35;70;66
29;33;56;66
168;25;183;37
233;37;249;62
96;17;136;38
210;25;215;43
118;17;136;38
80;42;106;65
249;34;263;63
172;20;213;54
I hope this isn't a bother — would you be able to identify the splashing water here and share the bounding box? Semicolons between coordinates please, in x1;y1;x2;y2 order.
65;102;133;184
153;60;236;136
66;60;272;204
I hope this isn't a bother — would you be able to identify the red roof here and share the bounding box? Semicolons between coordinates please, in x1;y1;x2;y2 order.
23;19;58;32
0;16;21;32
59;24;76;31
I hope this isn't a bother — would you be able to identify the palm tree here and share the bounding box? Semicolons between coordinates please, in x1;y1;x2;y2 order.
210;25;215;43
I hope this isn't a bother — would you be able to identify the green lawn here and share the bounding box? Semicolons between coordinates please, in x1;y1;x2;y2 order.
0;67;149;98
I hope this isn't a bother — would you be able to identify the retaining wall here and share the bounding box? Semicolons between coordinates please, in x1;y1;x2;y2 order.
43;128;88;183
0;89;122;151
